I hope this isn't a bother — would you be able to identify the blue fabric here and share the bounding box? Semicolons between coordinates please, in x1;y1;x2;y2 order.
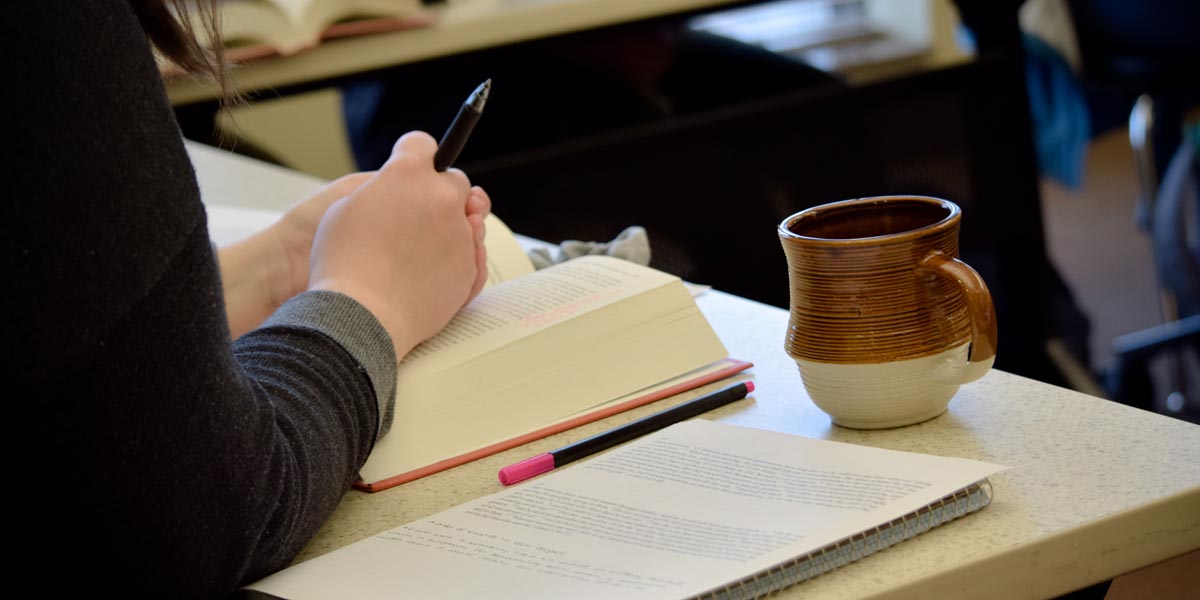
1023;34;1091;188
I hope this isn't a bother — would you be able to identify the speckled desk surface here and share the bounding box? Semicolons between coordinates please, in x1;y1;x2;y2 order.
293;290;1199;599
191;143;1200;599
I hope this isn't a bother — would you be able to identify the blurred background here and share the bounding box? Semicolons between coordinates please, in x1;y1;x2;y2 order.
180;0;1199;425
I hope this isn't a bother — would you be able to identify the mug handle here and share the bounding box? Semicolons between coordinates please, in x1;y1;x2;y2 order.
919;251;998;365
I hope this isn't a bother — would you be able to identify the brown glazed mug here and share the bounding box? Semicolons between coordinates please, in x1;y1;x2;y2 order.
778;196;997;428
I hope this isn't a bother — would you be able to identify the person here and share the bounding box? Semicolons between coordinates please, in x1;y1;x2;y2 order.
3;1;490;597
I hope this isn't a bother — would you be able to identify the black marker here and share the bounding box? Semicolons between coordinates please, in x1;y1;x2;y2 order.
497;381;755;485
433;79;490;172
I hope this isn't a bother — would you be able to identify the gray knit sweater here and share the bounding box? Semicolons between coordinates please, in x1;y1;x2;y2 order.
2;2;396;597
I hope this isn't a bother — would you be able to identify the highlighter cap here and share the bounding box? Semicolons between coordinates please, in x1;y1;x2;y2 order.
498;453;555;486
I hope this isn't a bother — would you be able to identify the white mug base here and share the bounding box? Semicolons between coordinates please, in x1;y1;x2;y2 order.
830;404;949;430
793;342;991;429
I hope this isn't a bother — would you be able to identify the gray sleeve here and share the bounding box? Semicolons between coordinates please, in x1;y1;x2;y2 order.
263;290;397;437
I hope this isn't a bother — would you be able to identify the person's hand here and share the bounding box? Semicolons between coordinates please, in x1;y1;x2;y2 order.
464;185;491;300
308;131;490;356
217;172;377;339
274;171;376;300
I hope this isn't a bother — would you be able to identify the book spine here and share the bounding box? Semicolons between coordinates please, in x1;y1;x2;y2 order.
694;480;995;600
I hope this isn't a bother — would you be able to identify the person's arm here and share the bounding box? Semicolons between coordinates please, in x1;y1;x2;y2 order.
5;2;490;597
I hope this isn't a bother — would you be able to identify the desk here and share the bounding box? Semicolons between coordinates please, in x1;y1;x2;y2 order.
166;0;744;105
191;142;1200;599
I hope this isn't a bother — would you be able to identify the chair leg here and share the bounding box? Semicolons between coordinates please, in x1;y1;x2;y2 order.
1129;94;1158;230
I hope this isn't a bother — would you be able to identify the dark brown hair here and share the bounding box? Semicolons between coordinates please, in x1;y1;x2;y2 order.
129;0;230;96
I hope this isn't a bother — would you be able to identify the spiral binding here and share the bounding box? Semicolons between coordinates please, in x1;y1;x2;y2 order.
692;479;994;600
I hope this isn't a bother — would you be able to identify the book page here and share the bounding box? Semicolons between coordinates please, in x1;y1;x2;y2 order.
265;0;310;25
481;214;535;285
269;0;422;27
204;204;284;246
360;255;726;485
203;0;426;54
398;255;677;376
204;1;297;50
248;421;1006;599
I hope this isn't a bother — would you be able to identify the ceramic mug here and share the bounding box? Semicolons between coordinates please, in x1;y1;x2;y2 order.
778;196;997;428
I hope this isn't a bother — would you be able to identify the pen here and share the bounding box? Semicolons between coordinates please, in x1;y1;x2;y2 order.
497;381;755;485
433;79;491;172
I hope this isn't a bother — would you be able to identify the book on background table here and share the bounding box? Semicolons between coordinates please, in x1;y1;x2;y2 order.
166;0;436;71
205;205;750;492
246;420;1006;599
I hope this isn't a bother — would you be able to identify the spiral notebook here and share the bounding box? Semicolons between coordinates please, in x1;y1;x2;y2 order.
697;481;993;599
246;420;1006;599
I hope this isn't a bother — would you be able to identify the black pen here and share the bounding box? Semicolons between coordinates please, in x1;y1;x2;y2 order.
497;381;755;485
433;79;490;171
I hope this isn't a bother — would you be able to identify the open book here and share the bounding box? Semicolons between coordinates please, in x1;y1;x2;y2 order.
181;0;434;63
357;227;750;490
204;203;749;492
246;420;1006;599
